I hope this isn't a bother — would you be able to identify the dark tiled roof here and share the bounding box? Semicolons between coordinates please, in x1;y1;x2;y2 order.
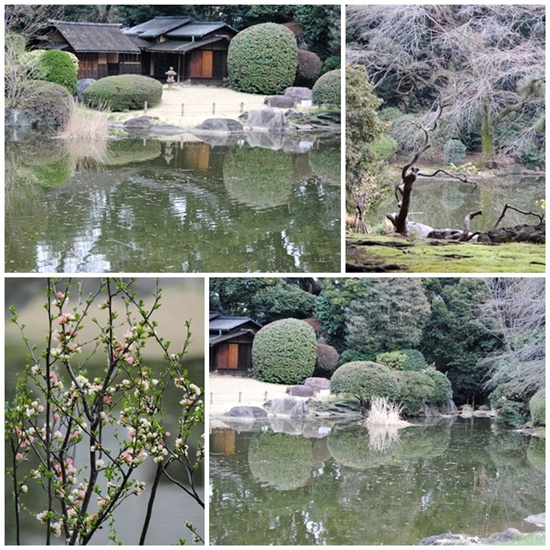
209;315;262;333
144;35;231;53
50;21;140;53
166;22;237;39
124;16;193;38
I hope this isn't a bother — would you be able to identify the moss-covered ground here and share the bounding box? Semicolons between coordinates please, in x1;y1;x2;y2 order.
346;234;545;273
498;532;545;545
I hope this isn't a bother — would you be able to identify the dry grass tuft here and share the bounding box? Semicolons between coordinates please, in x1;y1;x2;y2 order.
59;102;109;141
365;396;410;426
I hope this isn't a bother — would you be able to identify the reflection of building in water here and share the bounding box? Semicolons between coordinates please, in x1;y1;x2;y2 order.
211;427;236;454
185;142;211;171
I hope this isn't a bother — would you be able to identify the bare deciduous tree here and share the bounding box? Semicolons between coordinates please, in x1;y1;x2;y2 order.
347;4;545;163
480;278;545;396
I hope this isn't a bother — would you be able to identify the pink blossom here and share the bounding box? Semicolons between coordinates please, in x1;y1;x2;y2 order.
56;292;65;299
15;452;25;461
123;330;133;340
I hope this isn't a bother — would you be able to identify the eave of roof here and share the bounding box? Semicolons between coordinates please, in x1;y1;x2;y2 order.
49;20;141;54
209;329;256;345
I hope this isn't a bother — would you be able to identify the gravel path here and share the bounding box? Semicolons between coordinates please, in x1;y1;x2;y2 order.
208;374;289;416
116;84;267;129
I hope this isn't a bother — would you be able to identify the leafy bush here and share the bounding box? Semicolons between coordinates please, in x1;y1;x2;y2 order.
312;69;341;108
376;349;427;371
321;56;341;74
424;368;453;403
395;368;452;415
401;349;428;371
490;383;530;427
295;49;323;87
252;318;317;384
376;351;407;370
227;23;298;94
37;50;78;95
330;361;400;408
338;349;370;365
16;80;74;128
371;134;398;161
84;75;163;112
443;139;467;165
529;389;545;426
379;106;404;121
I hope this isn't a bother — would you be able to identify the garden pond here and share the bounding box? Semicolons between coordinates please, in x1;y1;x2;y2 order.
370;174;544;233
209;417;545;545
5;129;341;273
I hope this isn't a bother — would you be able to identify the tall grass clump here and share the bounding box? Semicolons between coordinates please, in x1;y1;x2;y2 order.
365;397;409;426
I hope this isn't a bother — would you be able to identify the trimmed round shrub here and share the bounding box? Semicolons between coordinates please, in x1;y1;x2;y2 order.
295;49;322;87
444;139;467;165
15;80;73;128
84;75;163;112
424;368;453;404
395;368;453;416
314;343;340;378
330;361;399;408
37;50;77;95
252;318;317;385
529;389;545;426
312;69;341;108
321;56;341;74
227;23;298;95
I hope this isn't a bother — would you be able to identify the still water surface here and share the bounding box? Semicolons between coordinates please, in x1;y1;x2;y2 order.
5;131;340;273
209;417;544;545
371;175;544;232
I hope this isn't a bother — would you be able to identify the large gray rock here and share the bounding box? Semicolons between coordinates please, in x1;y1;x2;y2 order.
304;377;331;393
286;385;315;397
269;397;309;419
123;115;154;129
419;533;481;545
77;78;96;100
193;118;244;133
524;513;545;527
247;108;288;132
484;528;522;544
284;86;313;102
221;406;268;419
264;95;295;108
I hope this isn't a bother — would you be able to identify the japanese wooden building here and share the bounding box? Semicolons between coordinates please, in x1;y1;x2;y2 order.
209;313;262;374
124;16;238;83
42;21;141;80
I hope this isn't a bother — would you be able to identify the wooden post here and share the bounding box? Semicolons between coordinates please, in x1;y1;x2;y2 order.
212;102;216;115
240;102;244;113
181;103;185;116
144;101;148;114
238;391;242;403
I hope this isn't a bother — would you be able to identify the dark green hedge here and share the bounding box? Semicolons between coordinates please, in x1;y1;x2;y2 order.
84;75;163;112
252;318;317;384
228;23;298;94
312;69;341;107
330;361;399;407
38;50;77;95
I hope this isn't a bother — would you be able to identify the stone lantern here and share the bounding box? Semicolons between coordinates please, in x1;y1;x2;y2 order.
165;67;177;86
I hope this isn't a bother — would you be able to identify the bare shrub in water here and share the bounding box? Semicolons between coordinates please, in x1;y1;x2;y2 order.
59;102;109;140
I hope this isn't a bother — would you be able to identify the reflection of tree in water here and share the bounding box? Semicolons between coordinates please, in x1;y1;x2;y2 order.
328;424;449;469
309;140;341;186
248;431;313;490
223;145;294;210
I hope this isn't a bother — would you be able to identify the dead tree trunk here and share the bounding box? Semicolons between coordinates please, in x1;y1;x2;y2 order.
386;101;476;236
